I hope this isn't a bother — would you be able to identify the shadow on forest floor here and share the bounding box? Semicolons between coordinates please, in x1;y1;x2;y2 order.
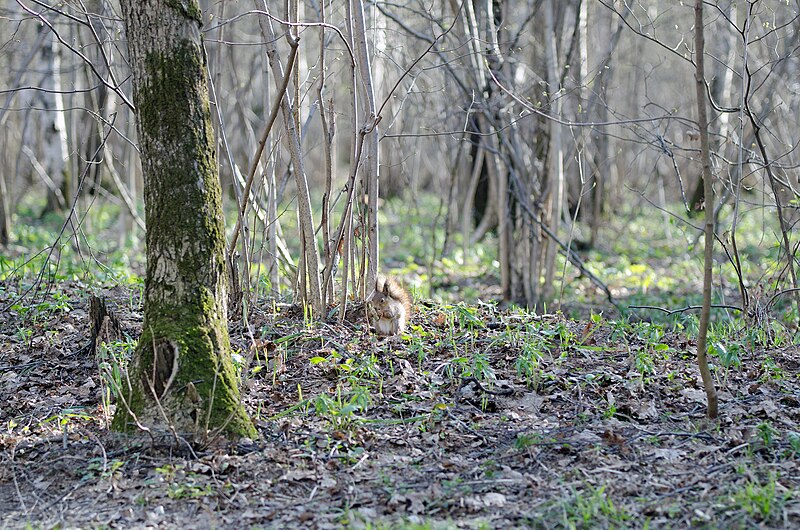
1;280;799;529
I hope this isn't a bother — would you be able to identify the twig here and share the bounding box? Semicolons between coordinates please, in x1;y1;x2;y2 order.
227;36;299;257
766;287;800;312
374;3;461;121
458;376;514;397
16;0;135;110
507;170;619;308
628;304;743;315
445;408;487;444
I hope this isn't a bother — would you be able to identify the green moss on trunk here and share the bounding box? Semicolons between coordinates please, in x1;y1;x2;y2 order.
113;1;254;441
112;296;254;438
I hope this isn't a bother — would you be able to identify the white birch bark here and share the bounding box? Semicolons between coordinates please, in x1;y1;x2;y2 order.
39;24;69;211
542;0;564;303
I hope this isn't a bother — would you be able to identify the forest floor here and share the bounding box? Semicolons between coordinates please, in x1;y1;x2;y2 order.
1;278;799;529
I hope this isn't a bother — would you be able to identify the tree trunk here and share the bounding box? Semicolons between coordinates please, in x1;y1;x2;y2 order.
255;3;323;314
112;0;255;441
38;24;69;214
542;0;564;303
0;162;9;246
693;0;719;420
351;0;380;293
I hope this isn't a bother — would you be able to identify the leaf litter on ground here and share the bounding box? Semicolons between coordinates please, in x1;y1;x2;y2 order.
0;282;799;529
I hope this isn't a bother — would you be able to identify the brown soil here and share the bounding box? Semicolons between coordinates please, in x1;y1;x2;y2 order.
1;282;799;529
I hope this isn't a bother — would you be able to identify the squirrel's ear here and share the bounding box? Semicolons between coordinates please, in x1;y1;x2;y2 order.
383;281;390;295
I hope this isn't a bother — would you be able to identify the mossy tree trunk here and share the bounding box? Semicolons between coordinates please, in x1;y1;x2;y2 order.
112;0;255;440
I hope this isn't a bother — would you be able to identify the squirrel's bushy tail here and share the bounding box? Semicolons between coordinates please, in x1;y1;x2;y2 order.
376;274;412;315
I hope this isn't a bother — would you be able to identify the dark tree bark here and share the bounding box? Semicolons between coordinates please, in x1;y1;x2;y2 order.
0;164;9;245
112;0;254;440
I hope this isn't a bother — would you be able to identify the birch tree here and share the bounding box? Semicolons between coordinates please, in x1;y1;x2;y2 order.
37;24;69;213
112;0;255;441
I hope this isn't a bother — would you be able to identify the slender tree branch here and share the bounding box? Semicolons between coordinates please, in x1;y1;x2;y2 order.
693;0;719;419
227;37;299;257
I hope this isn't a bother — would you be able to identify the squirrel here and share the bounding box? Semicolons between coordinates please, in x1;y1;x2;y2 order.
367;275;412;336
